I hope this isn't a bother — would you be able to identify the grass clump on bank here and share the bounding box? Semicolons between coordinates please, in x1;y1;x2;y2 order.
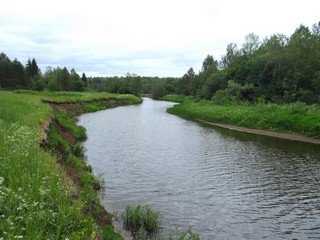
163;95;320;138
122;204;200;240
168;228;200;240
0;90;141;239
123;204;162;239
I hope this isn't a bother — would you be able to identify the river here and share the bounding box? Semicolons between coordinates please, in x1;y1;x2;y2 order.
78;98;320;239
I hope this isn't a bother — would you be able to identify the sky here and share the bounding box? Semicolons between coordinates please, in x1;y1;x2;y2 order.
0;0;319;77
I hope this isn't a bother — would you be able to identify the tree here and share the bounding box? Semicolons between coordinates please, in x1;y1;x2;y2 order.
81;73;88;87
12;59;26;89
26;58;40;78
126;73;142;96
47;79;59;91
202;55;218;72
70;68;83;91
151;81;166;99
57;67;70;91
25;58;40;89
0;53;11;88
286;25;318;96
198;71;227;99
312;21;320;40
177;67;195;95
128;76;142;96
242;33;260;56
220;43;240;69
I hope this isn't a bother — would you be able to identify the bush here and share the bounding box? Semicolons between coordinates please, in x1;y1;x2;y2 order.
212;89;237;105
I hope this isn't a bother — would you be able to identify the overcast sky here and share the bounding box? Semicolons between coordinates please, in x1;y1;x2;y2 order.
1;0;319;77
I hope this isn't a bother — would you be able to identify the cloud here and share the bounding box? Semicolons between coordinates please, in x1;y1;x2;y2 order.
1;0;319;77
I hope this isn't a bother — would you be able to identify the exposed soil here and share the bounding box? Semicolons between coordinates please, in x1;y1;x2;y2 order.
58;124;77;145
42;98;122;116
198;120;320;145
41;99;119;230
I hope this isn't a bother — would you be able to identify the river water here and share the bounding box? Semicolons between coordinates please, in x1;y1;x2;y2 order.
78;98;320;239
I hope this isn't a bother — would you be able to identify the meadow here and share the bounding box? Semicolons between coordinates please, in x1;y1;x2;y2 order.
163;95;320;138
0;90;141;239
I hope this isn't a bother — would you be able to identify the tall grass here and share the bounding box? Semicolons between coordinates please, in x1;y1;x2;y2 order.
14;90;142;104
168;228;200;240
0;90;141;239
166;96;320;137
122;205;162;239
0;91;97;239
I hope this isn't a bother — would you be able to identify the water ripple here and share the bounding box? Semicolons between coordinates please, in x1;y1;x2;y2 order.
79;98;320;240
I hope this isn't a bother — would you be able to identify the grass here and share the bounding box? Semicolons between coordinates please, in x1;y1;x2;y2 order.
0;90;141;239
168;228;200;240
164;95;320;138
122;205;162;239
14;90;141;104
161;95;195;103
122;204;200;240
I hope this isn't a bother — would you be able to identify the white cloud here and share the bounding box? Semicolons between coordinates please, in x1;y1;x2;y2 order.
0;0;319;77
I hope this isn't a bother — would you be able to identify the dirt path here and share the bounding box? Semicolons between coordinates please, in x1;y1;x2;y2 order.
198;120;320;145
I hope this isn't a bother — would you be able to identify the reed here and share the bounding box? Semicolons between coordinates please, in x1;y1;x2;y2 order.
123;204;162;239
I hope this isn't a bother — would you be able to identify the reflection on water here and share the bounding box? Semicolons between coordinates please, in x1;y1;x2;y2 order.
78;98;320;240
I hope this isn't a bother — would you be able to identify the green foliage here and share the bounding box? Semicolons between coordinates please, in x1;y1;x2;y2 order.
0;91;98;239
0;90;142;239
211;89;237;105
32;79;46;91
123;204;162;239
152;81;167;100
161;95;194;103
176;21;320;104
54;110;87;141
47;79;59;91
167;99;320;137
168;228;200;240
101;225;123;240
47;123;71;155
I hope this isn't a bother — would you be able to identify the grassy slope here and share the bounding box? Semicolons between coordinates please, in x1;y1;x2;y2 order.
0;91;141;239
163;95;320;138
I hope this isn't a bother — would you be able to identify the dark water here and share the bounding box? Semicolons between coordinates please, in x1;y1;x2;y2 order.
78;98;320;240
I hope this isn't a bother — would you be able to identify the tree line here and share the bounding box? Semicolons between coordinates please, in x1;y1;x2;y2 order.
176;22;320;104
1;22;319;103
88;74;177;97
0;53;177;97
0;54;88;92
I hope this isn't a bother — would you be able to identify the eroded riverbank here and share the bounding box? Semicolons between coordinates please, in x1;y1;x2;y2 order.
0;91;141;239
43;95;142;239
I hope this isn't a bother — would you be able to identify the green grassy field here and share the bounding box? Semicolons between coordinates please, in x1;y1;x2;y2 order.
163;95;320;138
0;90;141;239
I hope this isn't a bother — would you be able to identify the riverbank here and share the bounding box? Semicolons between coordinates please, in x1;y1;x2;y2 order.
162;95;320;144
0;90;141;239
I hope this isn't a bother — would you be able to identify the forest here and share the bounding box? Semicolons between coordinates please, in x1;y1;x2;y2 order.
0;22;319;104
176;22;320;104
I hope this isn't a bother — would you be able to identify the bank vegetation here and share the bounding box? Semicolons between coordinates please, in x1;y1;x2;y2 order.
0;90;141;239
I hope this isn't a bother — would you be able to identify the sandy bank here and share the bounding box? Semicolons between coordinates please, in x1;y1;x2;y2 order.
198;120;320;145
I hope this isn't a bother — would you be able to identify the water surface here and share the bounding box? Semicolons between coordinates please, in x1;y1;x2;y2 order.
78;98;320;239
